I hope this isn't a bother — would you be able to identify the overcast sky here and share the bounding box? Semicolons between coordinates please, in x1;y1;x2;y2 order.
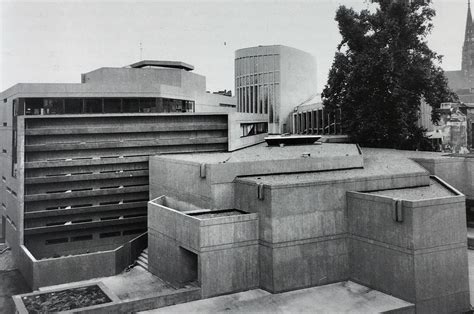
0;0;470;93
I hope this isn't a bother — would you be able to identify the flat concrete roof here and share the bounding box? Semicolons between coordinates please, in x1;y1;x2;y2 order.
236;156;428;187
154;143;361;164
141;281;414;314
128;60;194;71
367;177;457;200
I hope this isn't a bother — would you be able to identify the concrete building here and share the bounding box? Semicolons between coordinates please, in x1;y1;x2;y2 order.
291;100;343;136
444;2;474;149
147;142;470;313
235;45;317;134
0;60;267;289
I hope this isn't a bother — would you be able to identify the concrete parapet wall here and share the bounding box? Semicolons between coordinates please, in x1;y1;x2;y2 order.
17;233;147;289
148;196;259;298
150;144;364;210
347;178;470;313
412;157;473;199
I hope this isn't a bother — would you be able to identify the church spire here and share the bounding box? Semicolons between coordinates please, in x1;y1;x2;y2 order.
467;0;473;39
462;0;474;73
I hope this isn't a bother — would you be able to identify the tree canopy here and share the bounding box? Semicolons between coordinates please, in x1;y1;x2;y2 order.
321;0;457;149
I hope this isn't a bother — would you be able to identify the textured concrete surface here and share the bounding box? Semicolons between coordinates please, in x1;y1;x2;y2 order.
148;197;259;297
141;281;414;314
38;265;174;302
348;181;470;313
0;270;30;314
369;178;456;200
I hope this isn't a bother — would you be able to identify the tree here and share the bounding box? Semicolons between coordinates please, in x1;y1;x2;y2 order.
321;0;457;149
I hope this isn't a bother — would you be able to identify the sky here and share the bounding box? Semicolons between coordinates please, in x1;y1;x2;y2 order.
0;0;470;93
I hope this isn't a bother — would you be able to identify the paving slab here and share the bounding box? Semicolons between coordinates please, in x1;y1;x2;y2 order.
141;281;414;314
39;266;176;301
0;270;31;314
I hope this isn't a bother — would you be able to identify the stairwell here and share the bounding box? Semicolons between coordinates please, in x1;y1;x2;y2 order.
136;248;148;270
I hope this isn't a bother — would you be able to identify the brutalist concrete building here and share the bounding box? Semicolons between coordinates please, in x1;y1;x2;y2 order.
0;60;267;288
235;45;318;134
148;143;470;313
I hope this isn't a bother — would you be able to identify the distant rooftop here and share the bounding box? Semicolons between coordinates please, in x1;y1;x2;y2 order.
128;60;194;71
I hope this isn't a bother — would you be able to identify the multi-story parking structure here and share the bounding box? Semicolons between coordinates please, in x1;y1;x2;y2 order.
0;60;267;287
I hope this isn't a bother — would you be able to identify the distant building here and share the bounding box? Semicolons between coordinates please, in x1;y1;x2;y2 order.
443;2;474;150
291;96;343;136
445;1;474;95
235;45;317;134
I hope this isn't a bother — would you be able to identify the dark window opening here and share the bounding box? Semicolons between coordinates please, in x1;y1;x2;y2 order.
65;99;83;114
71;234;93;242
122;98;139;113
100;231;121;238
45;238;69;245
241;122;268;137
104;98;121;113
122;228;145;235
84;99;102;113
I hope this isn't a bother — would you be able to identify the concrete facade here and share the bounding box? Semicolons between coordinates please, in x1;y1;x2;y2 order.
0;61;267;289
149;143;363;210
348;178;469;313
148;196;259;298
147;142;471;312
235;45;317;134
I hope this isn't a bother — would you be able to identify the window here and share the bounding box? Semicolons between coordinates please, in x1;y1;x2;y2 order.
24;98;44;115
71;234;93;242
139;98;156;113
65;99;83;114
45;238;69;245
122;98;139;113
240;122;268;137
84;99;102;113
2;149;6;154
100;231;121;238
104;98;121;113
219;103;236;108
2;122;6;127
123;228;146;235
43;99;64;114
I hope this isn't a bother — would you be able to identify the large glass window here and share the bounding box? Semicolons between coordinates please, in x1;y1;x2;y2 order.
19;97;193;115
84;98;102;113
65;99;83;114
139;98;156;113
25;98;44;115
104;98;121;113
44;99;64;114
240;122;268;137
122;98;139;113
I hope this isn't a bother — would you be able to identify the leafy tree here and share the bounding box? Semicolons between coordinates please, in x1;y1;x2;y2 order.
322;0;457;149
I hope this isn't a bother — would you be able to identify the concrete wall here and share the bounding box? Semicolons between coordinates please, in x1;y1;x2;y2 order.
234;160;430;293
17;233;146;289
148;197;259;298
150;144;364;210
227;112;268;151
347;183;470;313
412;157;473;199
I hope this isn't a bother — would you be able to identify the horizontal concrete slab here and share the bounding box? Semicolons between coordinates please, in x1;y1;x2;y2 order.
141;281;414;314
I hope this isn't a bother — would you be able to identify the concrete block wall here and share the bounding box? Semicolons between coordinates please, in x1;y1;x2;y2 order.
347;180;470;313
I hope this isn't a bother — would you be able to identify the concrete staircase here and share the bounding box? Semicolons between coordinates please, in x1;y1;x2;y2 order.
136;248;148;270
